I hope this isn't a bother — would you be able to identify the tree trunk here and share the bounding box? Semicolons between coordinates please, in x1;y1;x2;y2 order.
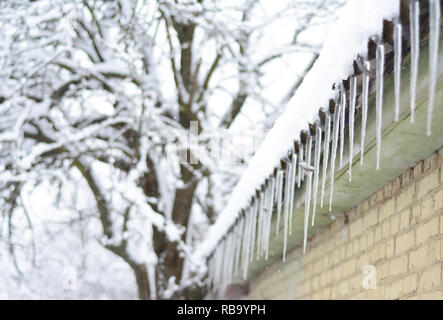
131;263;151;300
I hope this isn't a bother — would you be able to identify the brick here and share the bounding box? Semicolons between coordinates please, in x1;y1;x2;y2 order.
367;229;375;247
417;173;439;199
395;230;415;255
421;196;435;220
391;214;400;235
369;242;386;263
419;264;442;291
338;280;349;297
403;273;418;294
379;199;395;221
385;280;403;299
364;208;378;229
397;186;415;211
374;225;383;243
413;161;423;179
401;170;412;187
382;220;390;239
386;239;395;258
434;189;443;213
409;246;427;270
400;209;411;231
378;261;389;281
353;238;360;255
349;219;363;239
425;238;441;265
389;255;407;276
342;258;356;276
411;204;421;225
419;290;443;300
416;217;439;245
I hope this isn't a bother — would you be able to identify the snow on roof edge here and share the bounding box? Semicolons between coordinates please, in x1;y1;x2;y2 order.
194;0;400;263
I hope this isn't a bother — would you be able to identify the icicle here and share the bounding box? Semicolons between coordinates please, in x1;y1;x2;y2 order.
237;218;246;276
339;89;346;168
288;154;297;235
303;135;313;254
275;169;284;235
394;20;402;121
249;199;258;262
349;76;356;181
265;176;276;260
260;186;268;257
329;99;341;211
312;125;322;226
297;146;304;187
282;162;291;261
243;210;251;280
320;113;331;208
375;43;385;170
360;60;370;165
427;0;440;136
410;0;419;123
257;190;265;259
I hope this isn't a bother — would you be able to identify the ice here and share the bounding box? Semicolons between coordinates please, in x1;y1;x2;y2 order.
394;20;402;121
257;191;265;259
249;200;258;262
303;135;313;254
329;99;341;211
409;0;419;123
243;211;252;280
282;163;291;262
339;88;346;168
288;155;297;235
196;0;401;266
311;125;322;226
349;76;357;181
320;113;331;208
275;169;284;235
375;43;385;170
427;0;440;136
265;176;276;260
361;60;370;165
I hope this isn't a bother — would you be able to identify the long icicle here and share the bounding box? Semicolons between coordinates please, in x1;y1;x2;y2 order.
361;60;370;164
282;162;291;261
250;199;258;262
275;169;284;235
286;160;293;236
427;0;440;136
329;98;341;211
339;88;346;168
312;125;322;226
288;154;297;235
394;19;402;121
320;113;331;208
303;135;313;254
265;176;275;260
410;0;419;123
376;43;385;170
242;210;250;279
349;76;356;181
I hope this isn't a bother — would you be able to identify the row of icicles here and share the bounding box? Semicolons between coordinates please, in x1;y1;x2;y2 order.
207;0;441;289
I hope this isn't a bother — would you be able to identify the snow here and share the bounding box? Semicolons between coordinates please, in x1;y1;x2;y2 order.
195;0;400;262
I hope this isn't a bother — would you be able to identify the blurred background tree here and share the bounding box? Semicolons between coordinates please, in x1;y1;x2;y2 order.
0;0;343;299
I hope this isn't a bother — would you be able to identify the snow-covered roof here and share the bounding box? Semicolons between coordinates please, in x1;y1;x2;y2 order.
195;0;401;264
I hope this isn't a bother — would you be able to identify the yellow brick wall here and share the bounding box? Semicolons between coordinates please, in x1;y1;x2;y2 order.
248;148;443;300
